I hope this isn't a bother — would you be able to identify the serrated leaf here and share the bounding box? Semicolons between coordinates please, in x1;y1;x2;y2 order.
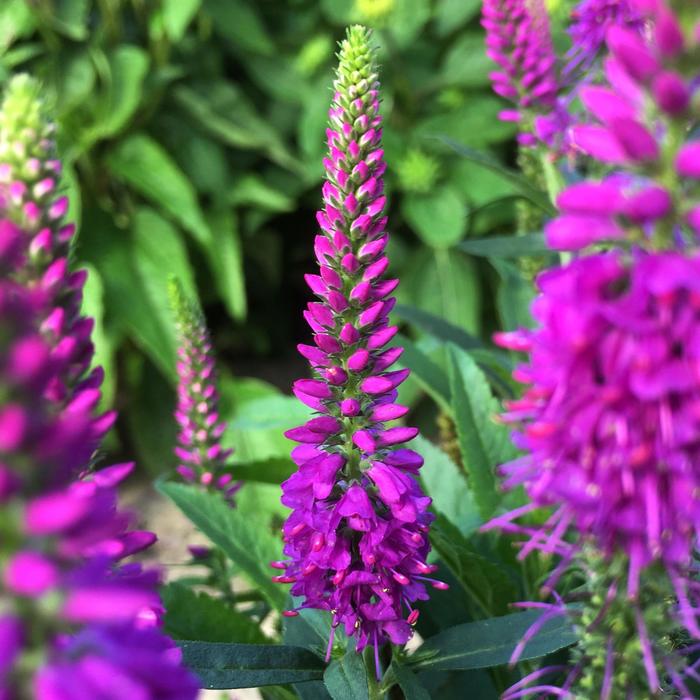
158;481;286;611
180;641;325;689
407;610;577;672
324;649;370;700
442;140;555;215
107;133;211;246
162;583;266;644
458;233;548;258
447;345;516;520
415;437;480;536
429;514;517;618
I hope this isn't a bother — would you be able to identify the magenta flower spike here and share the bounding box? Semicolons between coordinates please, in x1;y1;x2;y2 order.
487;3;700;695
566;0;643;76
547;0;699;252
169;278;239;503
276;26;443;661
482;0;564;147
0;76;199;699
0;75;115;487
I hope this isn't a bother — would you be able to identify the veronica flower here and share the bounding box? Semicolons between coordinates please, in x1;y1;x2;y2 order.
0;75;199;699
169;278;239;503
488;3;700;695
275;26;444;665
547;1;697;251
566;0;644;76
482;0;566;148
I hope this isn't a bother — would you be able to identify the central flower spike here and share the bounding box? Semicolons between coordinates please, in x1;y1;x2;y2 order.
276;25;444;657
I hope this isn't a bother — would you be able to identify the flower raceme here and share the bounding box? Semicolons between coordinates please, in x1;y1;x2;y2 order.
547;0;700;252
0;76;198;699
170;278;239;504
275;26;444;661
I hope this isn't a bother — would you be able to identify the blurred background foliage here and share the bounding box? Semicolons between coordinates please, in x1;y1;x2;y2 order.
0;0;567;477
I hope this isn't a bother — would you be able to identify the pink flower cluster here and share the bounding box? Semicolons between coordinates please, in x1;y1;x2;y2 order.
0;76;198;699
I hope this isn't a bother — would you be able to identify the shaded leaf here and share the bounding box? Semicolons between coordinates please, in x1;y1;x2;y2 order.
458;233;548;258
415;437;479;536
394;304;483;351
394;334;450;410
162;583;266;644
158;481;286;610
402;187;466;249
430;515;518;618
229;456;295;485
107;133;211;246
407;610;577;671
324;649;369;700
443;139;555;215
447;345;515;520
204;0;275;56
180;641;325;689
391;664;431;700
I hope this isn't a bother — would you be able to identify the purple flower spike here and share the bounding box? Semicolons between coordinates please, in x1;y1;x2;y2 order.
0;76;198;697
169;278;239;504
277;26;442;659
566;0;643;76
550;2;700;251
482;0;565;147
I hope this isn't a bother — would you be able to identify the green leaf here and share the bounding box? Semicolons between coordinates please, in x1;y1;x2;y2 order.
158;481;287;611
52;0;90;40
402;187;466;249
416;99;516;149
162;583;266;644
459;233;548;258
394;334;450;410
397;249;481;336
434;0;481;35
415;437;480;536
0;0;35;53
442;140;555;215
386;0;431;48
180;641;325;689
55;50;94;116
94;45;149;139
391;664;431;700
491;259;536;332
174;84;299;173
79;263;115;406
394;304;483;351
205;207;246;320
429;515;518;618
407;610;578;671
229;456;295;485
324;649;370;700
124;354;176;474
204;0;275;56
441;34;492;88
160;0;201;41
131;207;195;373
447;345;516;520
229;175;294;213
106;133;211;246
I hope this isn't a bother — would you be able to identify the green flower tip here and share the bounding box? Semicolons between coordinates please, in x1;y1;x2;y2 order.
337;24;378;79
168;277;202;331
0;73;55;166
